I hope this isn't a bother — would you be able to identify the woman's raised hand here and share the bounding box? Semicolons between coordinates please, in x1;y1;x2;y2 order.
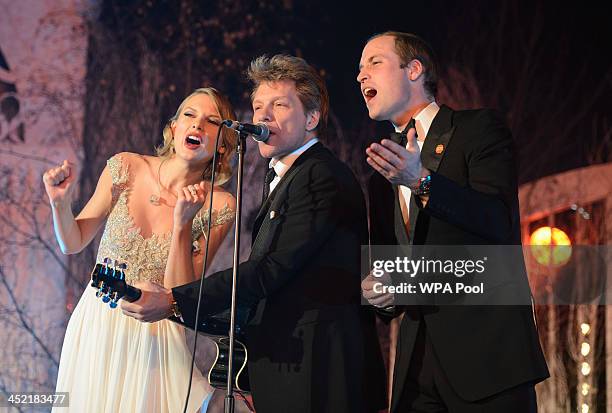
173;181;211;228
43;160;77;207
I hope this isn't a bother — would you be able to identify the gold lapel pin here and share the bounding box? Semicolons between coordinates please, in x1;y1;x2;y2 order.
435;144;444;155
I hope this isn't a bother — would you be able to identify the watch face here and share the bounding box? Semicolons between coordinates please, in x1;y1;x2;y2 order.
418;176;431;194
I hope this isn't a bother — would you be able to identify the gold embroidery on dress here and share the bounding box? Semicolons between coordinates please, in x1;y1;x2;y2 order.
96;154;234;286
191;204;236;253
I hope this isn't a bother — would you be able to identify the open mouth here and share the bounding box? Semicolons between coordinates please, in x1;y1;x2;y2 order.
263;128;276;139
185;135;201;148
363;87;377;103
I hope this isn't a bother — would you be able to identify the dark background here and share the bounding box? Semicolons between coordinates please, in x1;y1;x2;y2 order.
88;0;611;186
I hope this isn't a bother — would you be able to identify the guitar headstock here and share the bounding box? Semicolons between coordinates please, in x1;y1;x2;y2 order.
90;258;128;309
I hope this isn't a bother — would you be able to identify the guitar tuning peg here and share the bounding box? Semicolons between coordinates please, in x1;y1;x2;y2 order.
109;294;119;309
96;280;107;298
109;291;119;308
102;292;111;303
118;263;127;270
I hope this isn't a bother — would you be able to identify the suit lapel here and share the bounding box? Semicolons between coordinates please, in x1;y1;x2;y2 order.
410;105;455;242
253;188;277;239
393;186;411;245
251;143;324;245
407;195;419;242
419;105;455;173
397;105;456;244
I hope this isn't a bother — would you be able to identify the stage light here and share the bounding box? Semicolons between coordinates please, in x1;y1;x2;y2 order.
581;323;591;335
529;226;572;266
581;362;591;376
581;342;591;356
582;403;590;413
581;383;590;396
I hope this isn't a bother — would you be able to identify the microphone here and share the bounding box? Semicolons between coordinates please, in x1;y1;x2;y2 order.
222;120;270;142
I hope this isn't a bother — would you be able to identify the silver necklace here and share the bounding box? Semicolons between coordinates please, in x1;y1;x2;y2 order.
149;158;166;206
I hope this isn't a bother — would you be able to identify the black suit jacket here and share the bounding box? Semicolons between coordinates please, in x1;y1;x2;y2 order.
368;105;549;408
174;143;386;413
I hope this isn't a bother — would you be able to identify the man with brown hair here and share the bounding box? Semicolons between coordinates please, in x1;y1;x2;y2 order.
359;32;549;412
122;54;386;413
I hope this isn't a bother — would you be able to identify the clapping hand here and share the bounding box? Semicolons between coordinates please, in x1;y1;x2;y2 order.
366;127;428;188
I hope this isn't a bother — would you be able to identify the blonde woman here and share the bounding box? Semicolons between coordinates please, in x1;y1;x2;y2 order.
45;88;237;412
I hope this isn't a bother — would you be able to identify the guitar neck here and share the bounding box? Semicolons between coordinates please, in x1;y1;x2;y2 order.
122;284;142;302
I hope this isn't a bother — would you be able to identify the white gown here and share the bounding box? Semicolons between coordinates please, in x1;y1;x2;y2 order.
53;154;234;412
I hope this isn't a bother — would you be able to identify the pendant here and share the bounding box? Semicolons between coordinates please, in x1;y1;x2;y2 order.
149;194;161;206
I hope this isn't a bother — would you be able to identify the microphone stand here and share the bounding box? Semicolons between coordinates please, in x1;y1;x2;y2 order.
225;130;247;413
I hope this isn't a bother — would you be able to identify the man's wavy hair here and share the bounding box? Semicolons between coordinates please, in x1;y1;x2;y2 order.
246;54;329;137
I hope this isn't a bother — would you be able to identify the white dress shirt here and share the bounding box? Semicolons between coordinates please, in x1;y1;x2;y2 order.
268;138;319;195
396;101;440;212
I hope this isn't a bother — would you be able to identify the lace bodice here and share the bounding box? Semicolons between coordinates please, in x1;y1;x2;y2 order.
95;154;235;286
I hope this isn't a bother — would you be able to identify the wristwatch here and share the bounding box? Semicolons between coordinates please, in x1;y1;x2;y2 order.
412;174;432;196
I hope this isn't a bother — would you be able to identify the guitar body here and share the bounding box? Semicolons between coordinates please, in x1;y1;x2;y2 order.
90;260;251;393
208;336;250;392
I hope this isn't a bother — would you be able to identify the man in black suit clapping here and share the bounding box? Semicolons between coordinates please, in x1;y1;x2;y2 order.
359;31;549;412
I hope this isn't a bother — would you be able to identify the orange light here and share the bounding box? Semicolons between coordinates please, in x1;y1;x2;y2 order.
529;226;572;266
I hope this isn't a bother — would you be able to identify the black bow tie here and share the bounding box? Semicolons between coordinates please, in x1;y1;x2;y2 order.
389;118;417;147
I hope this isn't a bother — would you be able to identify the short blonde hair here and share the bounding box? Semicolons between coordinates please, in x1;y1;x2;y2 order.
156;87;237;185
247;55;329;136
